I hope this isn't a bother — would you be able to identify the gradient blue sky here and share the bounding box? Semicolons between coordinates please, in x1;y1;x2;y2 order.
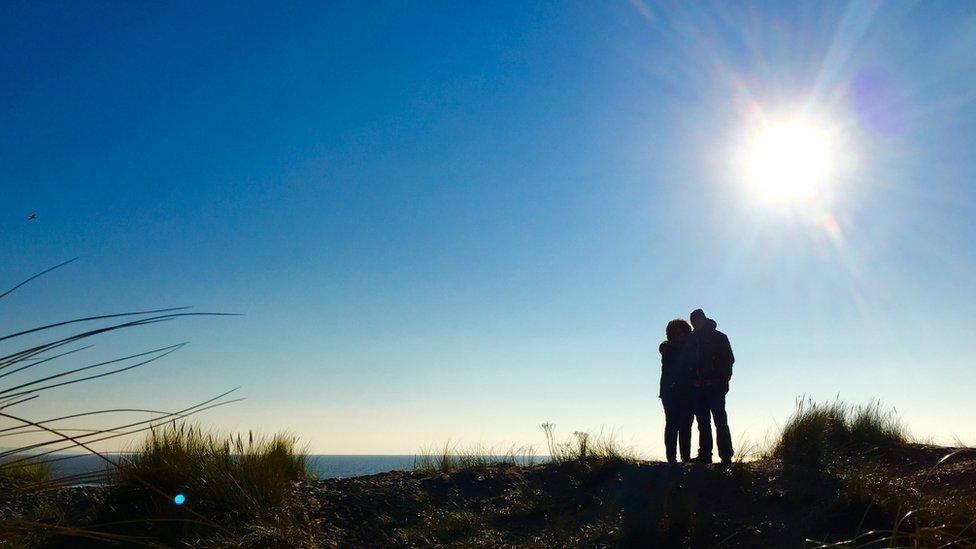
3;1;975;455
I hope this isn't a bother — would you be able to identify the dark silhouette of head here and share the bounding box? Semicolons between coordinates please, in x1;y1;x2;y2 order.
666;318;692;346
689;308;707;330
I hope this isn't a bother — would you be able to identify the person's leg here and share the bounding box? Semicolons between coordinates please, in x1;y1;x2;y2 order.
677;395;693;462
708;389;733;463
693;390;713;461
662;397;677;463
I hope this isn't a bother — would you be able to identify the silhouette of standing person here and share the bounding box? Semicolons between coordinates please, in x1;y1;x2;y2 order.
659;319;694;464
687;309;735;465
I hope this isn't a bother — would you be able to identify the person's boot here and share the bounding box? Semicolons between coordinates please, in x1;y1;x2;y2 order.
690;455;712;464
720;457;733;466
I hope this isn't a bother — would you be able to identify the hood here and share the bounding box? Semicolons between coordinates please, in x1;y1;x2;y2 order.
707;318;717;330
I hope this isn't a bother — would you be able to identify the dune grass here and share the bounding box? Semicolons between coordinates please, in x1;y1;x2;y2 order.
105;422;316;546
772;398;976;547
413;441;536;474
0;460;51;487
413;424;638;478
0;459;55;545
827;461;976;548
0;259;246;545
772;397;909;473
542;422;638;464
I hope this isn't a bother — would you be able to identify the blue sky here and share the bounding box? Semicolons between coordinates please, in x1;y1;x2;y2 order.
3;1;975;455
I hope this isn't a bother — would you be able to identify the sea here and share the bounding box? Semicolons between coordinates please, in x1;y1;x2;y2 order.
43;454;420;483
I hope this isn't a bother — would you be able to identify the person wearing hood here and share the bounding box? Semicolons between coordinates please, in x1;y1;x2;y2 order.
687;308;735;465
659;319;694;464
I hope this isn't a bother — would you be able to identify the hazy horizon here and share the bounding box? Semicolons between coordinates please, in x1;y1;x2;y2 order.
3;1;975;457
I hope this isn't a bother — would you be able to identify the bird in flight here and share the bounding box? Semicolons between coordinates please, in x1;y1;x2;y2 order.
28;213;37;220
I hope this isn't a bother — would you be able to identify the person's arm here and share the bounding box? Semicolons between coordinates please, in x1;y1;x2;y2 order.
721;334;734;382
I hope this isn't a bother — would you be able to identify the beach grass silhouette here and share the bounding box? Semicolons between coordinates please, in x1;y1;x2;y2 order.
0;261;258;545
102;423;315;546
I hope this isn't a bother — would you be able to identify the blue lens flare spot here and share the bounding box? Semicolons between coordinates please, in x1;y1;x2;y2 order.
173;493;186;505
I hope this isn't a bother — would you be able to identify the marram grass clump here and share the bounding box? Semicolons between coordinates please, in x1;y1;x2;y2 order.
542;422;639;465
773;398;908;472
107;423;316;546
0;460;52;491
413;441;537;474
771;400;976;547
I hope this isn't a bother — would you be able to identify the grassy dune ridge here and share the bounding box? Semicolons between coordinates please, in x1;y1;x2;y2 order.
393;401;974;547
2;399;975;546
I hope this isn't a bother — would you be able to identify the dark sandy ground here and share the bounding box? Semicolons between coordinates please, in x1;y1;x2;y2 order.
5;443;974;548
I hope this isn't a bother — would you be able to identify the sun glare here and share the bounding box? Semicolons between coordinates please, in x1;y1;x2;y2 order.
745;119;834;204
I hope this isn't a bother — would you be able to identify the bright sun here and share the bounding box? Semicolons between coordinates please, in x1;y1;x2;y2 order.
745;119;835;204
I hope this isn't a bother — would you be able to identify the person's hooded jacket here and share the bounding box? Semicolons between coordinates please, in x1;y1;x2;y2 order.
687;318;735;391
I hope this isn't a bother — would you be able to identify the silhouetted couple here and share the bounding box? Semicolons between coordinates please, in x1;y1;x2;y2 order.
659;308;735;465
